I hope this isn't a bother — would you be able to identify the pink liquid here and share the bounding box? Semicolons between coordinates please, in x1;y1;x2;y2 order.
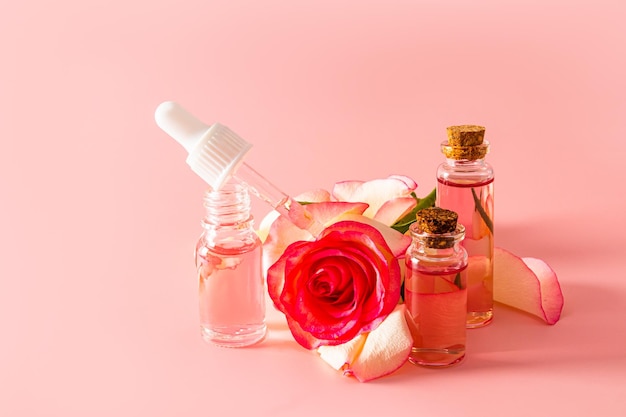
437;178;494;327
405;267;467;367
197;244;266;347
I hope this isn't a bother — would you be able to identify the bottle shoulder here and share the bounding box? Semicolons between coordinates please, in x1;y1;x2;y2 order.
405;252;468;274
406;244;468;264
197;224;261;253
437;160;494;184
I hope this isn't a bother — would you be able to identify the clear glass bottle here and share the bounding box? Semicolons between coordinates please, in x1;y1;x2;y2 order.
436;125;494;328
405;207;468;367
195;181;267;347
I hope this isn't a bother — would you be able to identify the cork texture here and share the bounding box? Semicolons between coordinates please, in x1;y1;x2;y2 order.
416;207;458;234
446;125;486;146
441;143;489;160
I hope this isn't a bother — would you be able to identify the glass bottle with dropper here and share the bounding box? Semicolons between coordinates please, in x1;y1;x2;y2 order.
195;180;266;347
154;101;325;237
155;101;325;347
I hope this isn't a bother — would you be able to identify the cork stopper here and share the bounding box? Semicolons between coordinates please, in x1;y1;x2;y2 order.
446;125;485;146
441;125;489;160
416;207;458;234
413;207;462;248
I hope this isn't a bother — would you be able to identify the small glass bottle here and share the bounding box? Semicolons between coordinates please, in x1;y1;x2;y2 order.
195;181;267;347
405;207;468;367
436;125;494;328
404;207;467;367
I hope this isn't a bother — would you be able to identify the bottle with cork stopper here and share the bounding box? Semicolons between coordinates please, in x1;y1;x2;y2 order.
436;125;494;328
405;207;468;367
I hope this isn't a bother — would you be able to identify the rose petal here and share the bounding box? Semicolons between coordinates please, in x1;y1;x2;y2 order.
262;201;369;275
263;215;313;277
295;188;332;203
349;304;413;382
318;304;413;382
334;213;411;257
257;210;280;243
373;196;417;226
388;175;418;190
318;333;367;371
332;176;417;219
493;247;564;325
521;257;564;325
286;315;328;349
305;201;369;226
267;240;308;313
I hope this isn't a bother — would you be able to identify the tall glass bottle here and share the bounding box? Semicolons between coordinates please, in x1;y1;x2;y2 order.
195;181;267;347
436;125;494;328
405;207;468;367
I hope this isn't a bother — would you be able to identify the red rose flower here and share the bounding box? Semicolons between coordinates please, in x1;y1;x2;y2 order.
267;220;402;349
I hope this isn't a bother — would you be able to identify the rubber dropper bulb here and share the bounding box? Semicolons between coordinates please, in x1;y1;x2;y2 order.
155;101;325;236
155;101;212;154
154;101;252;190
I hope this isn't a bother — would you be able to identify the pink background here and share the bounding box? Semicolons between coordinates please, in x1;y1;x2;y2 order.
2;0;625;416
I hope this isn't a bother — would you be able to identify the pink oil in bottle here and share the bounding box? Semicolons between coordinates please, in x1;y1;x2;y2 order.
436;126;494;328
405;265;468;367
197;244;266;347
437;177;494;327
195;182;267;347
405;210;468;368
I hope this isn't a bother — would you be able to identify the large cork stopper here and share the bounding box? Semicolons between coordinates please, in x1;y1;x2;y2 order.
441;124;489;160
446;125;485;146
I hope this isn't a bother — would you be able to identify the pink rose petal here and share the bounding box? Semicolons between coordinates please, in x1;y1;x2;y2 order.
335;213;411;257
373;196;417;226
262;201;368;274
521;257;564;325
262;215;313;276
306;201;369;226
295;188;332;203
332;176;417;219
388;175;418;190
493;247;564;325
318;304;413;382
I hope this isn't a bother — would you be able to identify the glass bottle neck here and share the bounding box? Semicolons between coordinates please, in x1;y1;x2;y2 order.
408;223;466;261
203;182;252;227
437;157;494;185
444;158;487;167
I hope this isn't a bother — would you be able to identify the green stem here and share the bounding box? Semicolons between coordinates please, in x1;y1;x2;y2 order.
453;272;463;289
471;187;494;235
391;188;436;234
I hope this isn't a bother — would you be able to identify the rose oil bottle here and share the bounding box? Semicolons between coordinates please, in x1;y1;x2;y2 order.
405;207;468;367
436;125;494;328
195;182;267;347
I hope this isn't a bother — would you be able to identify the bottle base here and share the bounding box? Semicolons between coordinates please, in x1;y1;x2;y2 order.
200;324;267;348
408;345;465;367
466;310;493;328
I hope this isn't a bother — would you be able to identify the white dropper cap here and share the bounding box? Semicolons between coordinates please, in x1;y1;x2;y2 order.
155;101;252;190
